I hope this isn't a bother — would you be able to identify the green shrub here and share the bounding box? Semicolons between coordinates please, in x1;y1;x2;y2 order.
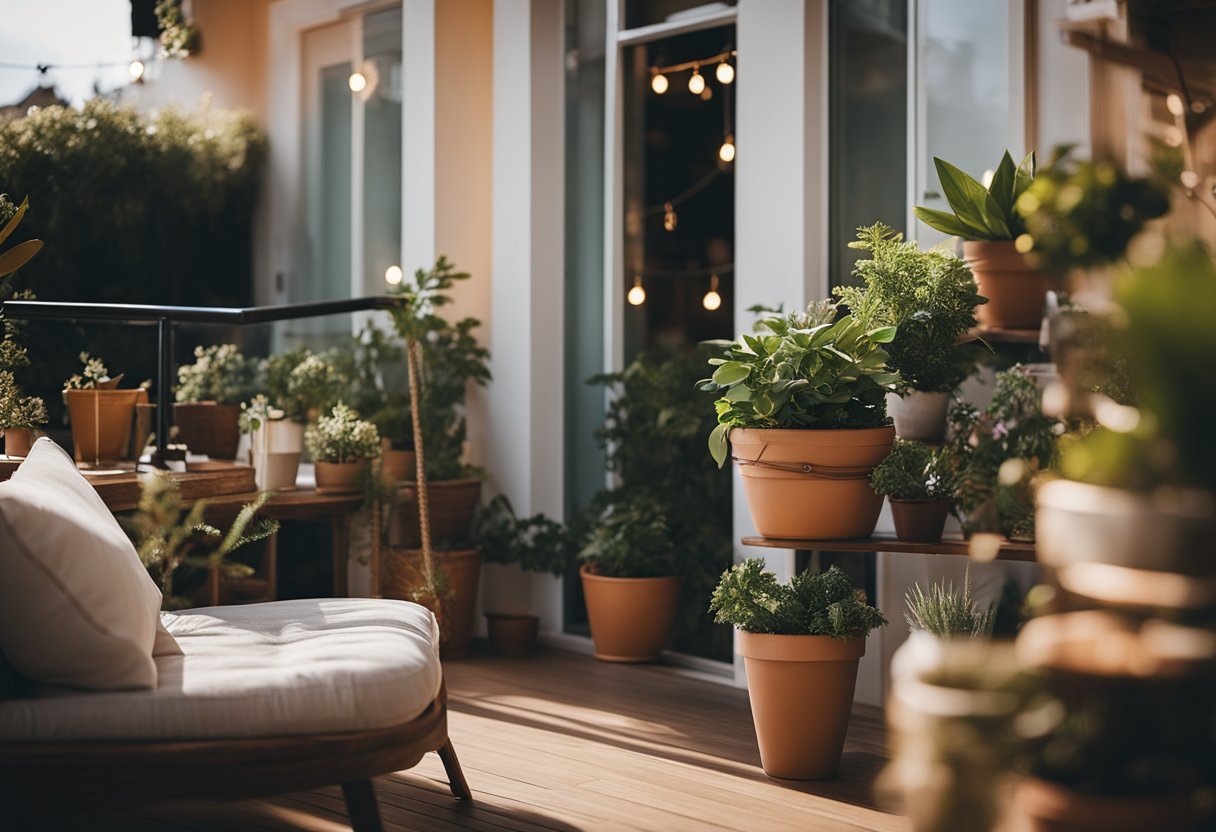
579;496;676;579
871;438;955;501
475;495;577;577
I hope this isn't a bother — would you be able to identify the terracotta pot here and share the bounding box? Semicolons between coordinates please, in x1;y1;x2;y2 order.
1014;777;1202;832
731;426;895;540
314;460;368;495
579;564;680;662
395;478;483;547
485;613;539;658
379;446;416;484
65;388;142;464
173;402;242;459
890;499;951;543
382;547;482;659
250;420;304;490
737;630;865;779
963;240;1049;330
886;391;950;442
3;428;33;457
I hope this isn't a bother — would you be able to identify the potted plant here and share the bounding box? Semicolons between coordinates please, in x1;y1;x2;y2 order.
578;496;680;663
475;495;576;656
836;223;985;441
0;370;46;457
174;344;257;459
63;353;144;464
703;301;899;539
0;193;45;458
871;439;956;543
709;559;886;779
914;150;1047;329
239;394;301;490
304;402;381;495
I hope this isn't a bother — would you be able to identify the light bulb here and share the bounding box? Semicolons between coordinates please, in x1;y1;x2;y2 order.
627;275;646;306
703;275;722;311
688;66;705;95
716;61;734;85
663;202;678;232
128;60;145;82
1167;93;1185;117
349;72;367;93
384;264;403;285
719;135;735;163
651;71;669;94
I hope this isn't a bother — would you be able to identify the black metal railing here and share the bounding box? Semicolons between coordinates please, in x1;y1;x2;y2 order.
1;297;404;467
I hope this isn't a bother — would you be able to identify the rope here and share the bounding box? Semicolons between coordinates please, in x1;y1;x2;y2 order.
405;338;436;595
731;457;876;480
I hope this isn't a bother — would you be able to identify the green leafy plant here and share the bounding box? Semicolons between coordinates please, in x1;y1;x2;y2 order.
176;344;257;405
475;495;577;577
702;302;899;467
947;365;1060;538
579;496;676;579
915;150;1036;241
156;0;201;59
0;198;45;433
121;471;278;610
0;195;43;280
0;371;47;431
836;223;985;393
709;559;887;638
904;565;994;639
871;438;955;501
1014;147;1170;274
304;403;381;463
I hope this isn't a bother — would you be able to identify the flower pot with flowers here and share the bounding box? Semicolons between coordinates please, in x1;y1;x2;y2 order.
63;353;144;464
305;403;380;495
174;344;258;459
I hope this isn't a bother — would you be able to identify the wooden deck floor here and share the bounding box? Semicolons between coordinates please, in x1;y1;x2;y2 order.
39;648;907;832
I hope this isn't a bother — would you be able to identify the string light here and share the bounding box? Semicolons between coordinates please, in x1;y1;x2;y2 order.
687;65;705;95
348;72;367;93
716;60;734;85
1167;93;1185;117
719;134;735;163
384;265;403;285
663;202;678;232
702;275;722;311
627;275;646;306
651;70;668;94
128;60;145;83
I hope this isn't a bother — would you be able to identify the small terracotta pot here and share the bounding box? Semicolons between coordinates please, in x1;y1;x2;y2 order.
379;446;416;484
173;402;242;459
737;630;865;780
314;460;368;495
580;564;680;662
890;499;951;543
65;388;142;464
382;547;482;659
731;426;895;540
485;613;540;657
1014;777;1202;832
3;428;33;457
886;391;950;442
963;240;1049;330
395;478;482;547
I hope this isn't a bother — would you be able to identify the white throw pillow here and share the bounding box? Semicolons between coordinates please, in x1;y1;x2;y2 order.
0;438;163;689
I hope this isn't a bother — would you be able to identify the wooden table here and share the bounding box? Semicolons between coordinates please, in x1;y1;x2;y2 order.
741;533;1036;562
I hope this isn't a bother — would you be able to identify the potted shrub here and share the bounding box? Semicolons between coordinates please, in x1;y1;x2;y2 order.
914;150;1047;329
475;495;576;656
304;402;380;495
703;301;899;539
63;353;143;464
836;223;985;441
174;344;257;459
871;439;955;543
239;395;302;490
0;194;45;457
709;560;886;779
0;371;46;457
578;496;680;663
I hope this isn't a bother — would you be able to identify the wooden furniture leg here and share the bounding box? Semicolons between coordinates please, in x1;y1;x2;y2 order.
264;530;278;602
332;515;350;597
438;740;472;800
341;779;384;832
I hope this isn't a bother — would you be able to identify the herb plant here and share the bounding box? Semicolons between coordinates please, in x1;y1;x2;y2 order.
702;302;899;468
304;403;381;464
871;438;955;501
579;496;676;579
63;352;112;390
476;495;577;577
176;344;257;405
836;223;985;393
904;565;994;639
915;150;1036;241
709;559;887;638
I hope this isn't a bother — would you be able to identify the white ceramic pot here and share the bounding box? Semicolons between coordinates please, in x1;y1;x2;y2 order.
886;391;951;442
251;420;305;490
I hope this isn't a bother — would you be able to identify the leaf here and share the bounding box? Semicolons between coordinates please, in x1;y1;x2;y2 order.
725;385;752;402
988;150;1017;216
712;362;751;386
934;158;1009;239
709;423;730;468
1013;150;1037;200
0;239;44;279
0;197;29;247
866;325;897;344
913;206;978;239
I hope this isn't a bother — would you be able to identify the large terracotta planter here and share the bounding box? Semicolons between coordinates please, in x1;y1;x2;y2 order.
886;391;950;442
395;478;482;547
313;460;369;495
485;613;540;658
580;564;680;662
1014;777;1202;832
382;547;482;659
737;630;865;780
731;426;895;539
250;420;305;491
173;402;242;459
890;498;951;543
963;240;1049;330
3;428;33;457
65;388;142;464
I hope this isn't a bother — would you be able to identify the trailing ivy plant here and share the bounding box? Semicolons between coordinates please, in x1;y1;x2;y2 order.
870;438;955;501
914;149;1036;241
709;559;886;638
904;565;994;639
835;223;985;393
701;302;899;467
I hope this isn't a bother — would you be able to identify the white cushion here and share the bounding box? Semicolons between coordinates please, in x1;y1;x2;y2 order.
0;439;162;690
0;598;442;741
